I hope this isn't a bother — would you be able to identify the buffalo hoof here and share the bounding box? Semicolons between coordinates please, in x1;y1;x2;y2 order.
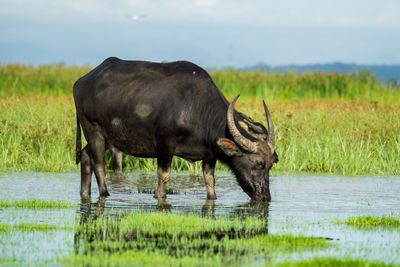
100;191;110;197
153;193;166;199
80;191;91;201
207;194;217;200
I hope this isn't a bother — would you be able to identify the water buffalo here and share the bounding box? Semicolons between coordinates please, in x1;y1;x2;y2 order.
73;57;278;202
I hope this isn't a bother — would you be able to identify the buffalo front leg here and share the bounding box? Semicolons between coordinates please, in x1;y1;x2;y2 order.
154;157;172;199
80;145;93;200
203;159;217;200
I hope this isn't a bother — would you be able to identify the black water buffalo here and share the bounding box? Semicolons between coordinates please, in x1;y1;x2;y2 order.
73;57;278;202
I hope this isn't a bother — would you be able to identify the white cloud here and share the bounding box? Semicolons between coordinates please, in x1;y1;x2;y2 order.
2;0;400;29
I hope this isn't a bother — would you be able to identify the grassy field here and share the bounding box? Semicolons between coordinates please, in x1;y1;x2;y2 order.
1;64;399;175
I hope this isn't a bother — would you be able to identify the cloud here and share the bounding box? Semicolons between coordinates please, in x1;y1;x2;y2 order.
2;0;400;29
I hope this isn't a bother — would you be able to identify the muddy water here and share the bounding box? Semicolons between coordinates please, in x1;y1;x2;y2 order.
0;172;399;265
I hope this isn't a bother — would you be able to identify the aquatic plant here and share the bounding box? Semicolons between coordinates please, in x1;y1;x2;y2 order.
342;215;400;228
0;199;75;209
0;222;70;232
137;188;180;195
70;211;333;266
275;257;400;267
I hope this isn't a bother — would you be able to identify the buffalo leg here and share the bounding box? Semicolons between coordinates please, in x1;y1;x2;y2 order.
88;134;110;197
110;145;123;172
80;145;93;199
154;157;172;199
203;159;217;200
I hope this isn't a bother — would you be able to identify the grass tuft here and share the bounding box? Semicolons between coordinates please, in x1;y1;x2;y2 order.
275;257;400;267
0;222;71;232
341;215;400;228
0;199;75;209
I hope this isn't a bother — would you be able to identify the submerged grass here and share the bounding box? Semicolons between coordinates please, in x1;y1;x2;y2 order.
341;215;400;228
0;199;75;209
69;210;333;266
137;188;180;195
275;257;400;267
0;222;70;232
1;64;400;175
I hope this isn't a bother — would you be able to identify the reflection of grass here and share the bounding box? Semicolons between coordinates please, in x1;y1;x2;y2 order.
1;64;400;175
77;211;267;238
275;257;399;267
137;188;180;195
341;215;400;228
0;199;75;209
0;222;70;232
70;211;332;266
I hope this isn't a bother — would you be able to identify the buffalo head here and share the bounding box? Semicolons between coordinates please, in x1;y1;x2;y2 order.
217;95;278;202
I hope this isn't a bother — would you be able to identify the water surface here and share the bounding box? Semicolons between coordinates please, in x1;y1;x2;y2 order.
0;172;399;265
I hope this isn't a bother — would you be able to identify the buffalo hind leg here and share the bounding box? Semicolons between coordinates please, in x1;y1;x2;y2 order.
154;157;172;199
203;159;217;200
110;145;123;172
88;133;110;197
80;145;93;200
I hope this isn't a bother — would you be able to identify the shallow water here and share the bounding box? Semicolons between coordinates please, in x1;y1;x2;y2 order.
0;172;399;265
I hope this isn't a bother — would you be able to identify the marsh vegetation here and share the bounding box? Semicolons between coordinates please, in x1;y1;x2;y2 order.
1;64;399;175
1;64;399;266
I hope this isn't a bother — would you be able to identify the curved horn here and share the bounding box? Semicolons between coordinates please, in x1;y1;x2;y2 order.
243;118;265;134
263;100;275;149
227;95;258;152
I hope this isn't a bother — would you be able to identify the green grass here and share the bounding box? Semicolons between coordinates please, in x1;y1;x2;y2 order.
212;69;400;102
340;215;400;228
0;222;70;232
1;64;400;175
64;255;400;267
69;211;333;266
0;199;75;209
2;64;399;101
274;257;400;267
0;64;90;96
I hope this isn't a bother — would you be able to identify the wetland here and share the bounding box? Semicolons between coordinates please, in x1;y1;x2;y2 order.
1;64;400;266
1;172;399;266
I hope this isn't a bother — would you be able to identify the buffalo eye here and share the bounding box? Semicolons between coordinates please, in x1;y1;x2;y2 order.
256;160;265;169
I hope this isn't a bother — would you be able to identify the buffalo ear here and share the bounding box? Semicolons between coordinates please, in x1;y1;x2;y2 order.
272;151;279;163
217;138;242;156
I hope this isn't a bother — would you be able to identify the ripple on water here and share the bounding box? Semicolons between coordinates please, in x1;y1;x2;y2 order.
0;172;399;265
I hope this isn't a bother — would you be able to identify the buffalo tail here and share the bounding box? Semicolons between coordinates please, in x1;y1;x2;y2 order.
76;114;81;164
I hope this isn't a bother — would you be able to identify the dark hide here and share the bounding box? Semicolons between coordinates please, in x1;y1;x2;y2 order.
73;57;278;201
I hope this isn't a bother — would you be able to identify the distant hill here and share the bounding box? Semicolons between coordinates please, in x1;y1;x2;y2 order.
245;62;400;83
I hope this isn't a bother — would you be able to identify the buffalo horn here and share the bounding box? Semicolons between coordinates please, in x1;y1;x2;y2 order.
243;118;265;134
263;100;275;149
227;95;258;153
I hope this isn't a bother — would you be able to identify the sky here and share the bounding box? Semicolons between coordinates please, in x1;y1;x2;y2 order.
1;0;400;68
